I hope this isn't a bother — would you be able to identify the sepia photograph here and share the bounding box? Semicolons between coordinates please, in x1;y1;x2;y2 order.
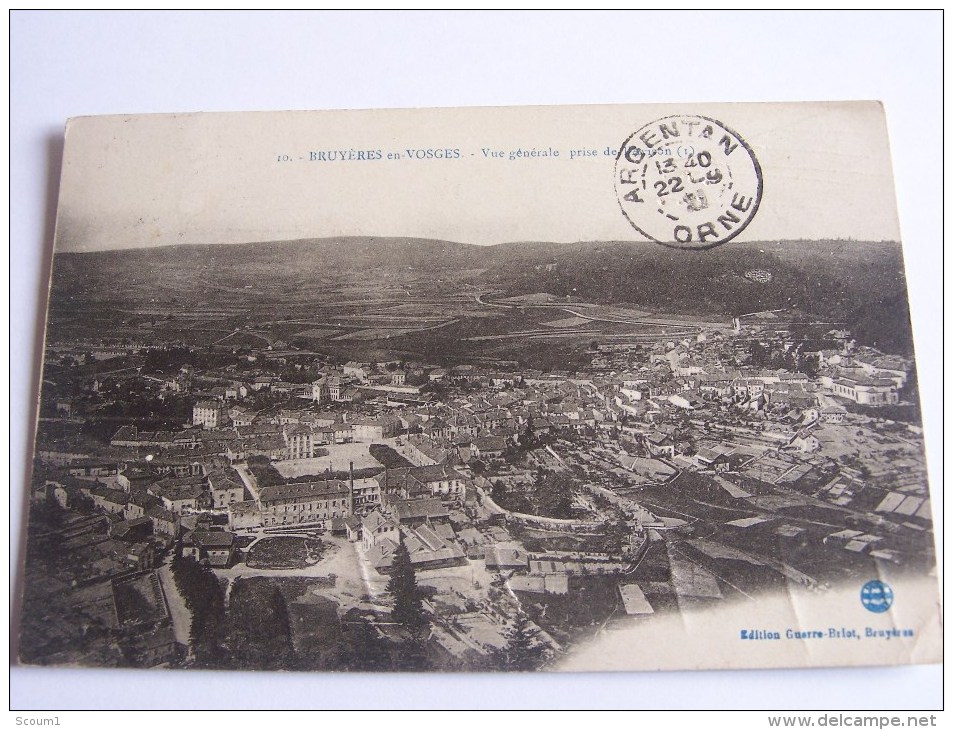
16;103;941;676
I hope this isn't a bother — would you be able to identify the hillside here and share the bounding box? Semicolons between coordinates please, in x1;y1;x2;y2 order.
477;239;913;353
49;236;915;354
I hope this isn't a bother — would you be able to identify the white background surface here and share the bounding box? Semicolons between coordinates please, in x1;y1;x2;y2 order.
9;10;943;710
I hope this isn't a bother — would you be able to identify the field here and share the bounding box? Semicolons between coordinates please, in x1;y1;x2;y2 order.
368;444;414;469
44;244;729;369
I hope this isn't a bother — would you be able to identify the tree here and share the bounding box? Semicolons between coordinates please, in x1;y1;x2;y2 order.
534;470;575;519
503;611;546;671
605;517;632;557
802;353;820;378
387;541;428;632
491;480;507;504
393;633;433;671
226;579;295;670
170;555;228;668
517;417;536;450
327;620;396;672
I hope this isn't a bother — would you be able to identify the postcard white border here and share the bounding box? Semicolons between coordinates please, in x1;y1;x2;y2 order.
9;9;943;710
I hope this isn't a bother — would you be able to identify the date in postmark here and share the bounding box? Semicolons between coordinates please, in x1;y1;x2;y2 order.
614;115;762;250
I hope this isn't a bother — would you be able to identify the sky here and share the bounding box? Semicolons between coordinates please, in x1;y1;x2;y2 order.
54;101;902;253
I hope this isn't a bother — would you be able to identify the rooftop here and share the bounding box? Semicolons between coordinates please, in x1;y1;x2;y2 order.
258;480;349;503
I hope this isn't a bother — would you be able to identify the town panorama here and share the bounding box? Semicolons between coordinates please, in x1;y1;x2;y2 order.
20;236;936;672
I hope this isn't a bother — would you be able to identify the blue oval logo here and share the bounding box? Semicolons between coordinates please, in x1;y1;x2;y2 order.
860;580;894;613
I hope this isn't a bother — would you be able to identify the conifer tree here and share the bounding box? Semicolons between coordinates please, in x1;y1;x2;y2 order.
386;540;428;632
504;611;546;671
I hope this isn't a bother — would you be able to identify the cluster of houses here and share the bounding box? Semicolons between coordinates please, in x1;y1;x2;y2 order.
26;323;931;672
37;333;916;554
38;460;247;544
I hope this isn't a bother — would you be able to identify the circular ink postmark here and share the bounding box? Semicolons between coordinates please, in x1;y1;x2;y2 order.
614;115;762;250
860;580;894;613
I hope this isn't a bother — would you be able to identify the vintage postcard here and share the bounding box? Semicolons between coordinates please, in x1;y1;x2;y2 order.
19;102;941;673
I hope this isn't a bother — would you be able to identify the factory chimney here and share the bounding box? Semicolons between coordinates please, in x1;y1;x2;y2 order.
348;461;355;516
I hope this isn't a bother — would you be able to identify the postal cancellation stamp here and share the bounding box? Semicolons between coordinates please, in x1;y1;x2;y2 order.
614;114;763;250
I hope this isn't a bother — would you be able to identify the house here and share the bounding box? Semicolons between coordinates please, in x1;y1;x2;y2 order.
228;406;256;427
339;388;362;403
789;430;821;454
182;529;236;567
244;434;287;461
257;480;351;526
669;391;703;410
193;400;224;429
228;500;262;530
110;425;140;447
85;485;129;515
697;375;734;397
171;430;203;450
386;497;451;528
67;459;120;485
283;424;316;459
361;509;400;551
351;417;400;443
733;379;765;399
819;405;847;423
274;409;301;426
401;524;466;569
146;505;180;540
476;410;515;433
854;354;910;388
422;417;452;441
251;376;275;391
830;376;899;406
332;424;354;444
381;465;468;502
403;436;461;467
124;490;161;519
148;478;206;515
694;447;732;472
149;456;206;479
471;435;507;461
116;466;159;492
350;477;382;512
310;378;325;403
485;543;530;572
326;377;344;401
207;472;246;509
343;362;371;382
364;524;466;574
343;516;362;542
109;517;153;541
642;431;675;459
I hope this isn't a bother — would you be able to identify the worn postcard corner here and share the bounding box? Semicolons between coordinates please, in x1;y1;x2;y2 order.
20;102;940;673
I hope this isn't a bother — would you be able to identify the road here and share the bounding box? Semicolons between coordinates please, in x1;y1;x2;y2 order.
472;291;720;330
233;463;261;503
158;557;193;655
217;535;382;613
